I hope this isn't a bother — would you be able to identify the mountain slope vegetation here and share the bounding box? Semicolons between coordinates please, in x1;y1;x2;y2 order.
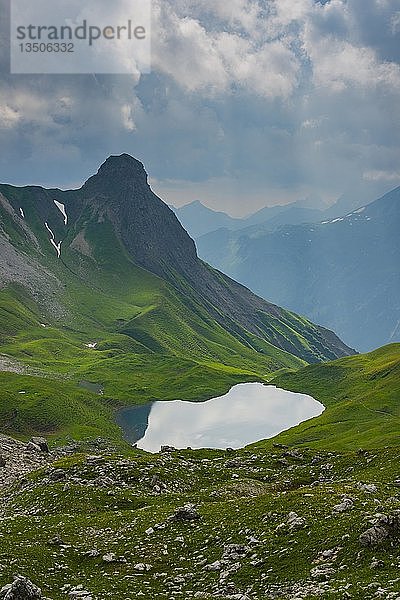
0;155;353;441
260;343;400;450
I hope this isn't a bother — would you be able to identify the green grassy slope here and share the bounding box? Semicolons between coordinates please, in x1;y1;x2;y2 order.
256;344;400;450
0;209;307;437
1;442;400;599
1;180;321;442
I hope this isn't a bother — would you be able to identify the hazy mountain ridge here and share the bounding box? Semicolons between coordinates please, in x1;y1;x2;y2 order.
173;199;325;239
197;186;400;352
172;184;384;240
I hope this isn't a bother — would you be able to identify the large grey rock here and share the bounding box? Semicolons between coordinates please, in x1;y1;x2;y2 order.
359;512;400;546
287;511;306;530
170;503;201;522
332;498;353;513
359;525;389;547
30;437;49;453
0;576;42;599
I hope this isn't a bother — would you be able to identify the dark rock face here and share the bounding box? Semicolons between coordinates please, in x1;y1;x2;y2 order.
82;155;199;282
73;155;355;362
170;503;201;522
30;437;49;453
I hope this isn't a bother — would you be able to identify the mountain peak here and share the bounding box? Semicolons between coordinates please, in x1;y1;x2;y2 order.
84;154;148;190
98;153;147;178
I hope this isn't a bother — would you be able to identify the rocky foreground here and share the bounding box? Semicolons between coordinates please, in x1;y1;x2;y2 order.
0;436;400;600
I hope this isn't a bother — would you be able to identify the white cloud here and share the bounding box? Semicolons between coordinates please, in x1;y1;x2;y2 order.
363;169;400;182
306;37;400;91
272;0;312;26
0;105;20;129
151;0;300;98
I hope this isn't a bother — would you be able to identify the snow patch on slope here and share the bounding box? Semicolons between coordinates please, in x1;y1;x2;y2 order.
45;222;62;258
54;200;68;225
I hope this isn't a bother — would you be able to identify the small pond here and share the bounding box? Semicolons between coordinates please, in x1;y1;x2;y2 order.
116;383;324;453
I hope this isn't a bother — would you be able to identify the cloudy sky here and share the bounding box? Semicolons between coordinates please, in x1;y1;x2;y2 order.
0;0;399;215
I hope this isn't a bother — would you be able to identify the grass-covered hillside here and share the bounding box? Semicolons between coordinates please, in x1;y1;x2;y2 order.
263;344;400;451
0;345;399;599
1;439;400;600
0;155;354;443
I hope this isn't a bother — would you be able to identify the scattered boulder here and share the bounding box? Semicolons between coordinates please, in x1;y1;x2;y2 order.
102;552;118;563
48;535;65;546
203;560;222;571
276;511;306;533
150;474;167;494
283;449;303;459
170;503;201;522
49;468;66;481
30;437;49;453
222;544;249;562
0;455;6;468
0;576;42;599
357;482;378;494
145;527;154;535
314;547;342;564
370;557;385;569
68;588;93;600
310;565;336;581
360;524;389;547
359;512;400;546
332;497;354;513
287;512;306;530
134;563;152;572
26;442;42;453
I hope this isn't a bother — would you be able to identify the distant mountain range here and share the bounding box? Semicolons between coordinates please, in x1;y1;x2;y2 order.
197;186;400;352
172;184;382;239
173;199;325;239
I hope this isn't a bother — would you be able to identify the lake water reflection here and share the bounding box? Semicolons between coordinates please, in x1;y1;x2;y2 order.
116;383;324;452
